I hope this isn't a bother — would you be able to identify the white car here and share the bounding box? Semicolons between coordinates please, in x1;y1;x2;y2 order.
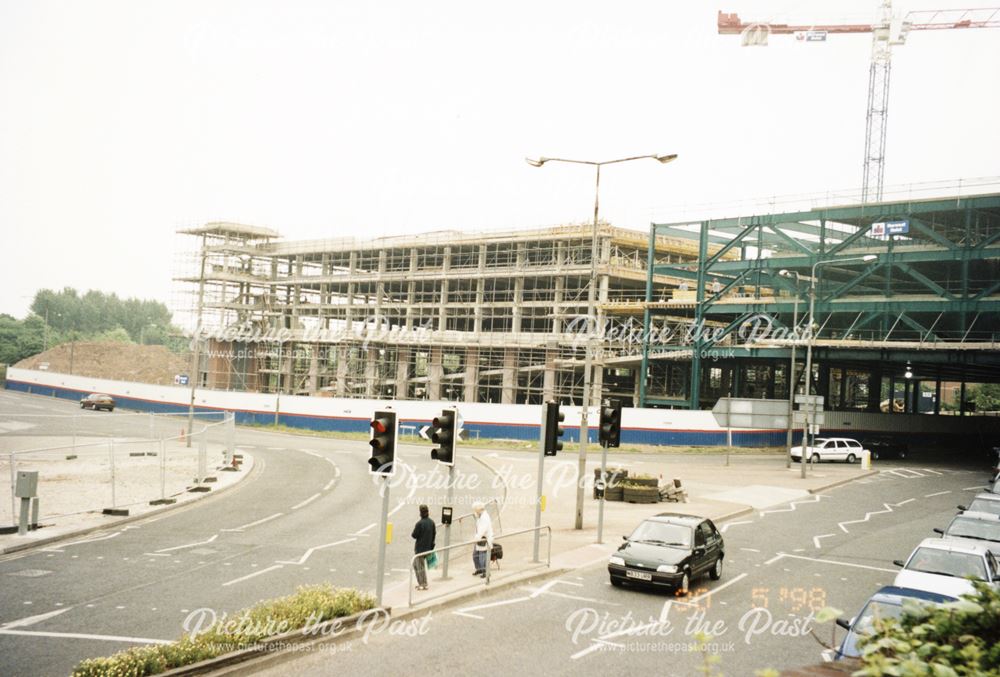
892;537;1000;598
958;493;1000;519
790;437;868;463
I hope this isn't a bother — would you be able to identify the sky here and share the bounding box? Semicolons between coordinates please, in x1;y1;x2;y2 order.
1;0;998;320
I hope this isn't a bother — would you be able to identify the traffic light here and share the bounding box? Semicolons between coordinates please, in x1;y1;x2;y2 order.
542;401;564;456
368;409;397;476
599;399;622;448
430;408;457;465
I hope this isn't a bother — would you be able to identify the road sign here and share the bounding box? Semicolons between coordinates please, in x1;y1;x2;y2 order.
871;219;909;237
792;411;826;426
419;425;431;440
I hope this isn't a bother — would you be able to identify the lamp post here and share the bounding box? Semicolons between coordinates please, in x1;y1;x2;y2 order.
526;153;678;530
800;255;878;478
777;270;803;469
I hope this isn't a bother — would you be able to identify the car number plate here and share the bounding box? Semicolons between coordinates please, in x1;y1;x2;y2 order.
626;569;652;581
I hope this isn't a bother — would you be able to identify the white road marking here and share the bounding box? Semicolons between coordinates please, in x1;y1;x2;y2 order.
767;553;897;573
453;595;532;619
919;468;944;475
323;479;336;491
222;564;284;587
354;523;377;535
924;490;951;498
143;553;171;557
519;587;620;605
0;629;171;644
43;531;122;552
739;548;760;553
759;494;824;517
837;498;914;534
963;486;986;491
291;493;321;510
0;608;71;629
221;513;284;532
720;520;753;533
813;534;836;549
155;534;219;553
276;538;357;566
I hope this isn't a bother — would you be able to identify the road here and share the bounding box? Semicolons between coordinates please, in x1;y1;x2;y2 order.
253;460;990;676
0;390;505;677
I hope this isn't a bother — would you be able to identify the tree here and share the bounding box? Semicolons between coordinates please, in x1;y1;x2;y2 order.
971;383;1000;413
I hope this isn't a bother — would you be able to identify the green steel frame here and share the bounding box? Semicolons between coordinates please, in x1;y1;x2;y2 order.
639;193;1000;409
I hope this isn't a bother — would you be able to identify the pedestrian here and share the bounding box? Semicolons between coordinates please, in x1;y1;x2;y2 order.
411;504;435;591
472;501;493;577
711;278;721;294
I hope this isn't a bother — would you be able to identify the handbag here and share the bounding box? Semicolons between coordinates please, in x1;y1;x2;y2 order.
426;552;438;569
490;543;503;561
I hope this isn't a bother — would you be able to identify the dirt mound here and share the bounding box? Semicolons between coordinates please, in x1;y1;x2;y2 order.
15;341;190;386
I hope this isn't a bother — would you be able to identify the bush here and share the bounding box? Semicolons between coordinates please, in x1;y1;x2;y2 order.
72;585;375;677
856;580;1000;676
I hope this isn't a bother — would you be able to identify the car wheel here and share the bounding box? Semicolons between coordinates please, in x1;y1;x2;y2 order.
676;571;690;596
846;453;856;464
710;556;723;581
810;453;821;464
610;577;623;587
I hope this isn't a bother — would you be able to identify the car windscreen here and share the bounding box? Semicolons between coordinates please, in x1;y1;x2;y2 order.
853;600;904;635
629;521;692;548
968;499;1000;517
905;547;987;580
948;517;1000;543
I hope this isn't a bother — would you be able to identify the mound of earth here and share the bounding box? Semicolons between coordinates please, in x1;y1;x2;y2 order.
15;341;190;386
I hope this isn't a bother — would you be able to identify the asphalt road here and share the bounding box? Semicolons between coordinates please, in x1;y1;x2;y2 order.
0;390;992;676
0;390;507;677
254;458;992;676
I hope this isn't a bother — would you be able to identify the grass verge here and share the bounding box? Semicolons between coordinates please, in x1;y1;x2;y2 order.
71;585;374;677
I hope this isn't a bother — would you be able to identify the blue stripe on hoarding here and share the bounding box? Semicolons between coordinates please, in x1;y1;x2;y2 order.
0;379;916;448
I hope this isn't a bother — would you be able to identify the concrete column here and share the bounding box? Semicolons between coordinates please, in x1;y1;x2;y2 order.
405;280;415;330
364;348;378;399
396;346;411;400
501;347;517;404
464;347;479;402
308;347;319;394
542;348;556;401
335;345;348;397
439;245;451;332
552;276;564;334
428;345;443;401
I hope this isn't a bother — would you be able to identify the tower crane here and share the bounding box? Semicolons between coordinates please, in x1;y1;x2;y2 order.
718;3;1000;203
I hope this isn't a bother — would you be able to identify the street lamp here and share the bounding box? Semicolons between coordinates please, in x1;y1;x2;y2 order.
799;254;878;478
777;269;806;469
526;153;678;531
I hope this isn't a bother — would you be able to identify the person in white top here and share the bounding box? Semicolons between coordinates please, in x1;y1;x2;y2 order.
472;501;493;577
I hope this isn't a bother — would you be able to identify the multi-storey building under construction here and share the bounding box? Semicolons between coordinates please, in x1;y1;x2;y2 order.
175;223;707;406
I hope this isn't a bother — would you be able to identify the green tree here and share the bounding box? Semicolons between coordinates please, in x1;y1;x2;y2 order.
971;383;1000;413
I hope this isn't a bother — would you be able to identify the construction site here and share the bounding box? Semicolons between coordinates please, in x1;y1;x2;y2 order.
174;223;713;406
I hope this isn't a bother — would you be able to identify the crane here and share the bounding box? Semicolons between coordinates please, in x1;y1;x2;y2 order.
718;3;1000;203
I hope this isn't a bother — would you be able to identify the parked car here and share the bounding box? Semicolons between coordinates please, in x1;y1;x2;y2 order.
790;437;868;464
834;586;956;660
608;513;724;595
80;393;115;412
892;537;1000;598
934;513;1000;555
862;434;908;460
958;493;1000;518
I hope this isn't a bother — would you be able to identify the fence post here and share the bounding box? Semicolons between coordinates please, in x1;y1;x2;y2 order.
198;431;207;486
225;411;235;466
8;452;15;528
109;440;116;509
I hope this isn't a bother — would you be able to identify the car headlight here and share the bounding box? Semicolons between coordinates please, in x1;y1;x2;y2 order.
609;556;625;566
657;564;678;573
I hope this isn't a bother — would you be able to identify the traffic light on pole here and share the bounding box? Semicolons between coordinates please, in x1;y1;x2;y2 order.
368;409;397;476
430;408;457;465
599;399;622;448
543;401;564;456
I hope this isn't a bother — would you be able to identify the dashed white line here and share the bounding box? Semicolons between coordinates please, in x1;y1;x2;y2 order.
221;513;284;532
155;534;219;553
739;548;760;553
0;629;172;644
924;490;951;498
766;553;897;573
276;538;357;566
292;493;321;510
222;564;284;587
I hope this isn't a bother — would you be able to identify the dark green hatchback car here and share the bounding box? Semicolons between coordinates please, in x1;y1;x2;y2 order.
608;513;725;595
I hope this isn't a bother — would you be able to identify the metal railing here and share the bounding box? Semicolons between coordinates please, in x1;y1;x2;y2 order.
2;412;236;530
407;524;552;608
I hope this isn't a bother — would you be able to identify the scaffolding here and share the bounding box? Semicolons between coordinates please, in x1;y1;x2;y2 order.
173;222;710;406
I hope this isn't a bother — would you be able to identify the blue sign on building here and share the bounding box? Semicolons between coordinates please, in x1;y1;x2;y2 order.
871;219;909;237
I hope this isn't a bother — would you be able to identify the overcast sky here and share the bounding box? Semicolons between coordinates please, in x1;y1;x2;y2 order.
1;0;998;319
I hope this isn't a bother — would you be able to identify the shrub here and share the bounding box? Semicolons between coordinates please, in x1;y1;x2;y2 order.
72;585;375;677
856;580;1000;676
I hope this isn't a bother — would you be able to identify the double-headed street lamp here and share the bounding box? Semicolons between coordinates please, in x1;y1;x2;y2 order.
794;254;878;478
526;153;678;530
